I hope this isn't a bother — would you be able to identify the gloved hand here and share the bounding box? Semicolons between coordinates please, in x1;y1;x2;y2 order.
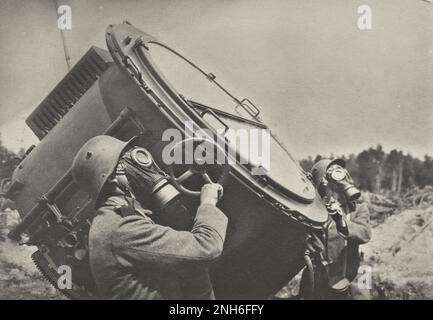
325;197;349;238
200;183;223;206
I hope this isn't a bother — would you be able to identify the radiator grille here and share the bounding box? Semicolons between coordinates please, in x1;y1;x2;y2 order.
26;47;113;139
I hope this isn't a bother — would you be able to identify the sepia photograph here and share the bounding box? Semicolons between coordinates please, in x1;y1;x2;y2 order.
0;0;432;307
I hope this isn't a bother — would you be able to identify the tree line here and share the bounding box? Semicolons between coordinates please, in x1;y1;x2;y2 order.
1;137;432;194
300;145;433;193
0;135;24;182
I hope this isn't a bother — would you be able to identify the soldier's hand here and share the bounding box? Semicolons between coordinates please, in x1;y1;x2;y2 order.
200;183;223;206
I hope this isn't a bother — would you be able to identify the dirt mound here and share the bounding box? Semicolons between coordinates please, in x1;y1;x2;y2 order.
403;186;433;209
362;206;433;299
277;191;433;300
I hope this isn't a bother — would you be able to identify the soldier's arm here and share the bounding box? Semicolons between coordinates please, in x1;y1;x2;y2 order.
111;203;228;274
346;201;372;244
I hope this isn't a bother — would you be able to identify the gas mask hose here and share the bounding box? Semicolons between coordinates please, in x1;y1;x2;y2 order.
303;251;315;299
302;231;327;300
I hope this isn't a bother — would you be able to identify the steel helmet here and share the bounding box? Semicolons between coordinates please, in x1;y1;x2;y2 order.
71;135;132;199
310;158;346;188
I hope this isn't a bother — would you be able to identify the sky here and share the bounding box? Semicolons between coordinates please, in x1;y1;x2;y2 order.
0;0;432;159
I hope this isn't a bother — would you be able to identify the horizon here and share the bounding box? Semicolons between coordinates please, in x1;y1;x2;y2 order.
0;121;430;162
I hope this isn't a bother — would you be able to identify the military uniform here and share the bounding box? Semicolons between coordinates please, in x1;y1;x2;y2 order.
89;193;227;299
302;158;372;300
71;135;228;300
325;199;372;299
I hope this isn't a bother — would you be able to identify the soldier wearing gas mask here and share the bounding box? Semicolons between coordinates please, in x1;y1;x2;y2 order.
302;158;371;299
71;135;228;299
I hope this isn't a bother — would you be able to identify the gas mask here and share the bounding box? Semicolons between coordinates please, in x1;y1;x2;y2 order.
116;146;180;211
316;164;361;238
318;164;361;203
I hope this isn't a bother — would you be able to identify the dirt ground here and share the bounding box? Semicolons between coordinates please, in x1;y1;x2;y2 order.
363;206;433;299
0;210;61;299
277;199;433;299
1;200;432;300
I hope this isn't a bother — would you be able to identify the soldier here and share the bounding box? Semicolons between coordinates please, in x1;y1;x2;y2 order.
71;135;228;299
305;158;372;299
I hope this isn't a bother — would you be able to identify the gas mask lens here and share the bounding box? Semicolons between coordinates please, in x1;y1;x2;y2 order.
130;147;153;168
326;164;361;202
328;165;346;181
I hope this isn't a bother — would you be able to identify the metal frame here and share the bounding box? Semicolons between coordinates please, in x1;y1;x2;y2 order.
8;107;145;241
103;24;326;227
